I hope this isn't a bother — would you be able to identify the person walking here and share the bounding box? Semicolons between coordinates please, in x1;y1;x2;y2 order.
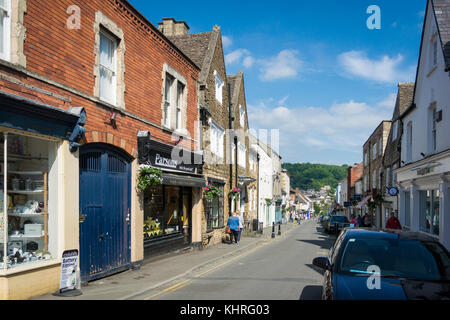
227;211;240;245
236;211;244;244
350;214;358;227
385;211;402;230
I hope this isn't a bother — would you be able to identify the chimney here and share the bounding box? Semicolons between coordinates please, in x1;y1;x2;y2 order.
158;18;190;37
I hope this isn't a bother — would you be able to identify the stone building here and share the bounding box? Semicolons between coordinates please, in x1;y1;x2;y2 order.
362;121;392;227
227;71;256;229
159;18;231;247
381;82;414;225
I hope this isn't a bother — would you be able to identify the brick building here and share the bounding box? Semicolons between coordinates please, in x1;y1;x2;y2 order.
0;0;202;299
160;18;232;247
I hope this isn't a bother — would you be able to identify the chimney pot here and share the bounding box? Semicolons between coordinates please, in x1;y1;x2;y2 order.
158;17;189;36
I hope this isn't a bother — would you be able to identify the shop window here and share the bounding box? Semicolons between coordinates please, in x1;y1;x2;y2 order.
1;132;58;270
204;183;224;232
419;190;440;236
143;185;191;243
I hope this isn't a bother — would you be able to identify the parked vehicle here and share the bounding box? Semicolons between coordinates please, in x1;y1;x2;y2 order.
324;215;349;234
312;228;450;300
320;215;330;229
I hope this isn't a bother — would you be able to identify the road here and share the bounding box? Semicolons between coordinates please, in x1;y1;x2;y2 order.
135;220;336;300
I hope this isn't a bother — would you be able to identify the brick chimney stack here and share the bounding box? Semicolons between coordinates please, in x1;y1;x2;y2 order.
158;18;190;36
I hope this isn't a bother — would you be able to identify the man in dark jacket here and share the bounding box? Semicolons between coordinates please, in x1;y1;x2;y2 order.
385;212;402;230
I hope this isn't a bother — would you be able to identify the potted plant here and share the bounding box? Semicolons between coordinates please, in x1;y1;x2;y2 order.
228;187;241;200
203;184;222;201
137;164;163;192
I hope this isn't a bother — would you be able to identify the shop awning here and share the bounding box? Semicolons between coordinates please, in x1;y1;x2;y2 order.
0;90;82;140
162;173;205;188
356;195;372;209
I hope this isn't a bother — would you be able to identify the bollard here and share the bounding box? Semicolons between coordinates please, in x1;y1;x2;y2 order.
272;222;275;238
278;222;281;236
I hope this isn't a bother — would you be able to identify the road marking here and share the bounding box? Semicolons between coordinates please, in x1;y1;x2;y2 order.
143;241;269;300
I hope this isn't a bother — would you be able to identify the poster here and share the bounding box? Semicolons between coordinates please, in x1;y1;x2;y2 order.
59;249;79;292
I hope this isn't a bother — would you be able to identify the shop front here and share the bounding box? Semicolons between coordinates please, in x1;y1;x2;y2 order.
137;132;204;259
0;90;84;299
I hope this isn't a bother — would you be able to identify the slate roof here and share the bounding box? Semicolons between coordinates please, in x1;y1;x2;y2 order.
167;32;212;69
433;0;450;70
393;82;415;121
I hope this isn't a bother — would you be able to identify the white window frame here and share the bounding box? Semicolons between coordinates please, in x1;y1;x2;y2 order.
392;121;398;141
176;82;185;131
430;34;438;70
238;142;246;168
210;120;225;159
372;143;377;160
406;122;413;163
163;73;174;129
0;0;11;62
372;170;376;189
239;105;245;128
214;70;224;104
99;29;118;106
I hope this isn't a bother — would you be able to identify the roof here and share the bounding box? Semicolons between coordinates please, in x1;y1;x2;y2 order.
433;0;450;70
227;72;243;109
167;32;212;70
394;82;415;120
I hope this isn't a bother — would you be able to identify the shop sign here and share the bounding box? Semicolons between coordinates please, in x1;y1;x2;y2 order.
59;250;79;292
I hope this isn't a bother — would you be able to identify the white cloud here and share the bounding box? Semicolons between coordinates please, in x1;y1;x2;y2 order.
377;92;397;109
248;94;395;154
225;49;250;65
222;35;232;49
258;50;302;81
242;56;255;68
338;50;415;83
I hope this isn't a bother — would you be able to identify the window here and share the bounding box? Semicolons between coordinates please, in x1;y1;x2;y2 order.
372;170;377;189
372;143;377;160
404;191;411;227
231;143;236;164
238;142;246;168
379;138;382;156
385;167;391;188
429;106;437;153
406;122;413;163
176;82;185;131
431;37;438;69
364;151;368;166
205;183;224;231
392;121;398;141
239;105;245;128
99;30;117;105
0;0;10;61
214;70;224;104
163;74;174;128
419;190;440;236
210;121;225;159
392;164;398;186
1;132;58;270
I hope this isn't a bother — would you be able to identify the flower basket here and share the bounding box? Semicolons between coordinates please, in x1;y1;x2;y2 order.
137;165;163;192
265;198;273;206
228;187;241;200
203;184;221;200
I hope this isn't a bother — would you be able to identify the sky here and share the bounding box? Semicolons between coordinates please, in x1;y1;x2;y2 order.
130;0;426;166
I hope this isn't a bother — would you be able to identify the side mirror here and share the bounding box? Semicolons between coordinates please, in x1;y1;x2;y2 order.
313;257;331;270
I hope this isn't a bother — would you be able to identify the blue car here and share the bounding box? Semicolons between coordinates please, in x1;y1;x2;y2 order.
313;228;450;300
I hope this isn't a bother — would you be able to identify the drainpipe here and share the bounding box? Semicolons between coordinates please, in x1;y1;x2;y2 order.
228;84;233;215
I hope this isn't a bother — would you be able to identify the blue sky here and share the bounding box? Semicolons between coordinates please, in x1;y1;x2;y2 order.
130;0;426;165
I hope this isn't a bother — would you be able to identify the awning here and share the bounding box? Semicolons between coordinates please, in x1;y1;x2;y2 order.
0;90;82;140
162;173;205;188
356;195;372;209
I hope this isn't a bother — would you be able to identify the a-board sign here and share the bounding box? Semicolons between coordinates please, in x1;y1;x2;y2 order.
59;249;79;292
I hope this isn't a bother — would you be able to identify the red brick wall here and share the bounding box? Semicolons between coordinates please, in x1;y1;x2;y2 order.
1;0;199;156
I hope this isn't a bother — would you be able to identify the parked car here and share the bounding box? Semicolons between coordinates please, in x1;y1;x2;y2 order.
320;215;330;229
312;228;450;300
324;215;349;234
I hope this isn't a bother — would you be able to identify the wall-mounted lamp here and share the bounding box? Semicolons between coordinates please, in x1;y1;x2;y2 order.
105;111;117;128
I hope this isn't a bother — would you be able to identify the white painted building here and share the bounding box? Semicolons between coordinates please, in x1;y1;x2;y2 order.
397;0;450;250
253;142;274;228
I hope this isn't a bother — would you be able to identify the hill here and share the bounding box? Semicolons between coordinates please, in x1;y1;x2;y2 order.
282;163;348;191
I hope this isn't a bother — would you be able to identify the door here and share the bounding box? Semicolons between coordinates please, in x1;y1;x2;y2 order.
79;144;131;282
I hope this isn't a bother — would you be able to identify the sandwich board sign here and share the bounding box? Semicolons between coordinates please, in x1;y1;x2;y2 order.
53;249;82;297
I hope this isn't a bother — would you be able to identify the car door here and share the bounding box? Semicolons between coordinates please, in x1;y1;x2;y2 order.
323;231;346;300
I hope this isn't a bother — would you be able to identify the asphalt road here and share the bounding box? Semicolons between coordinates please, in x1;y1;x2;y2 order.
141;220;336;300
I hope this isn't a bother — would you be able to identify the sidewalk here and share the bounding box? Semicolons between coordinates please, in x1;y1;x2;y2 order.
33;221;303;300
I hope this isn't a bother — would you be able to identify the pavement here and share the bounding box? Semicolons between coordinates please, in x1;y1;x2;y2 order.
33;220;305;300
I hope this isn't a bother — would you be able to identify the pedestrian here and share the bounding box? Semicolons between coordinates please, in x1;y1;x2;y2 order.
226;211;240;245
363;214;371;227
350;214;358;227
357;214;363;227
236;211;244;243
385;211;402;230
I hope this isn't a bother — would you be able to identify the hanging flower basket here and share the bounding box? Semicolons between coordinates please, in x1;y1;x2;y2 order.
228;187;241;200
265;198;273;206
137;165;163;192
203;184;221;201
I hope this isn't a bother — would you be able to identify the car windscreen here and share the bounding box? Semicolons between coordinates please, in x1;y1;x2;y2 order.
338;238;450;281
331;216;347;223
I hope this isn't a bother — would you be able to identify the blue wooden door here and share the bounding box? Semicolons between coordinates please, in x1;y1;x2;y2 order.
79;145;131;282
